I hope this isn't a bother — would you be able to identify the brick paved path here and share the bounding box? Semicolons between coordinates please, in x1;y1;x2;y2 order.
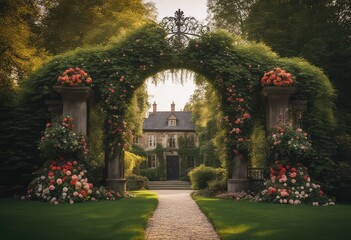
145;190;220;240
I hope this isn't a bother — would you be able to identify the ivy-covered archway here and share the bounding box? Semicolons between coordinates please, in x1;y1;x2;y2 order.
22;19;336;192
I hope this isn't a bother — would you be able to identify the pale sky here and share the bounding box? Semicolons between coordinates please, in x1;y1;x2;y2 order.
145;0;208;111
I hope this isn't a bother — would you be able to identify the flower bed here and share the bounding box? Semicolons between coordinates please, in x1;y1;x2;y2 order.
24;115;125;204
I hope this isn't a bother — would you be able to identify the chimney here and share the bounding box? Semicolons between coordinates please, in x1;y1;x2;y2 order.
153;101;157;113
171;101;175;112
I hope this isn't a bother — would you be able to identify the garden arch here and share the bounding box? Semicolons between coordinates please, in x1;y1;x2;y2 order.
23;12;336;193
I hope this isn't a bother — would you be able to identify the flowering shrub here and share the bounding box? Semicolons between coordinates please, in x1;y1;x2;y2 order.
260;161;334;206
39;116;89;161
24;116;124;204
57;67;92;87
216;191;261;202
261;68;294;87
267;125;314;166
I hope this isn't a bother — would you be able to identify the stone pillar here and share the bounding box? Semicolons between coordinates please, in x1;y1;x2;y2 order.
228;154;250;192
291;100;308;129
53;86;92;135
106;151;126;193
261;87;296;130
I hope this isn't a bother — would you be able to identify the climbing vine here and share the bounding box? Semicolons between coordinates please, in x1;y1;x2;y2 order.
17;22;336;187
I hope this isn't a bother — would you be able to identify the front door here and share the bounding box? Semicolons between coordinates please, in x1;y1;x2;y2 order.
166;156;179;180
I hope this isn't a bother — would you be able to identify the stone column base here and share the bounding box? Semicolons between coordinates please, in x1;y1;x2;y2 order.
228;179;250;192
106;178;126;194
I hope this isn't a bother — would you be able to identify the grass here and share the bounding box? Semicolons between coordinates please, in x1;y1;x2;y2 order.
194;196;351;240
0;190;157;240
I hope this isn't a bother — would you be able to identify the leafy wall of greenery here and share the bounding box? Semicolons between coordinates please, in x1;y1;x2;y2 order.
12;22;336;190
178;136;200;180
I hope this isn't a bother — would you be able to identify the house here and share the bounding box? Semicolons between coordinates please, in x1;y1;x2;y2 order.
134;101;198;180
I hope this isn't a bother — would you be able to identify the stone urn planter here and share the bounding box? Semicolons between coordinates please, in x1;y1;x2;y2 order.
261;86;296;130
53;86;93;135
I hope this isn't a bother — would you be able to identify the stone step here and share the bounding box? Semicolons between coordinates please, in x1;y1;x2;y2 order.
147;181;192;190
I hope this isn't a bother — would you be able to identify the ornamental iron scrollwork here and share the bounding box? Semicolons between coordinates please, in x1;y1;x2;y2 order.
160;9;210;49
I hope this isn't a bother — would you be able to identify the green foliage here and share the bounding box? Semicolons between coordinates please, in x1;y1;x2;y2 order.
126;175;149;191
40;0;153;54
185;79;225;168
0;0;48;80
88;103;105;166
155;144;166;180
124;151;146;177
249;124;266;167
177;136;199;180
266;125;315;167
38;116;89;162
189;164;225;190
208;177;227;194
16;22;336;192
140;168;159;181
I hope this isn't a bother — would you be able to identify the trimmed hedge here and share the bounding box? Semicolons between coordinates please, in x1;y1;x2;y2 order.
189;164;225;190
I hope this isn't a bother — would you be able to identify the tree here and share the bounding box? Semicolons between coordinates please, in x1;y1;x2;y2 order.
207;0;255;36
208;0;351;120
0;0;47;81
185;77;225;167
40;0;155;54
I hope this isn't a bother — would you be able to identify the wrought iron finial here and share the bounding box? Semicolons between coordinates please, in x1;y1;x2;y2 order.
160;9;210;49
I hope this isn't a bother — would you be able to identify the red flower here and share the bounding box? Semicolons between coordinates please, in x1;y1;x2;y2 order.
48;172;54;177
46;123;51;128
80;190;87;196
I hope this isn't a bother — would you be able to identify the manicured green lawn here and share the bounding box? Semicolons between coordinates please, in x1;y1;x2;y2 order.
0;190;157;240
195;196;351;240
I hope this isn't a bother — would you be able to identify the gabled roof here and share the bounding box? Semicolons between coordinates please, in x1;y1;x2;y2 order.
167;113;178;120
143;111;195;131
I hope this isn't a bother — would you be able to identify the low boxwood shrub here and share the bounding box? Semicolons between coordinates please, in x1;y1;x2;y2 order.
189;164;225;190
140;168;159;181
126;175;149;191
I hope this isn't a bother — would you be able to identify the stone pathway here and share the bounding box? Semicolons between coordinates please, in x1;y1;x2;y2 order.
145;190;220;240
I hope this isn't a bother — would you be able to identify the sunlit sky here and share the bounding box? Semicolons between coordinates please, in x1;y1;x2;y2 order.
146;0;208;111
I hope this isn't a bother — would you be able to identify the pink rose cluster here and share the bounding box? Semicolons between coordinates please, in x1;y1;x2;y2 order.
25;156;96;204
261;67;294;87
57;67;92;87
261;161;332;206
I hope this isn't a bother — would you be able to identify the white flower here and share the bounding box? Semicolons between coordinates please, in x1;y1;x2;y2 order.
306;183;310;187
21;196;25;200
300;186;304;190
62;192;67;197
283;183;287;186
312;202;319;206
304;194;309;198
295;191;299;195
40;176;46;180
54;201;59;205
63;187;68;192
301;191;305;195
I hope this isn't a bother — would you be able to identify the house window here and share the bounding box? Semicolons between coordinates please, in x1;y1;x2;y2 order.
148;135;156;148
187;135;195;147
188;156;195;168
133;136;139;144
168;134;176;148
168;119;176;126
148;155;157;168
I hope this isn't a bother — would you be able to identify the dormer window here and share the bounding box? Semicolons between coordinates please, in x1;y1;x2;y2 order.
167;113;178;126
168;119;177;126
